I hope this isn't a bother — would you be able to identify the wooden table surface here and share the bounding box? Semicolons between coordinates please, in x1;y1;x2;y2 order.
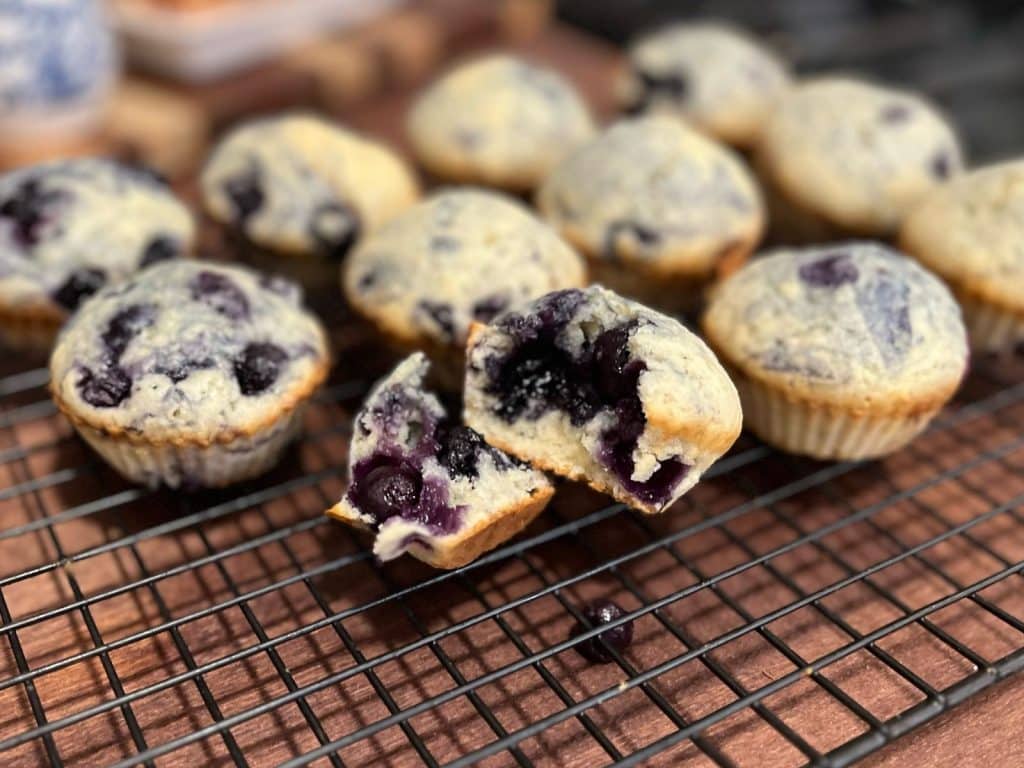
0;5;1022;767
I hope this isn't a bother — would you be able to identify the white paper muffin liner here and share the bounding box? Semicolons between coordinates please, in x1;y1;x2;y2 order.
956;292;1024;354
73;405;307;489
735;374;938;460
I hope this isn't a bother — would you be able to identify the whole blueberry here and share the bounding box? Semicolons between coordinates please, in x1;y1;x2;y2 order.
224;171;264;223
310;201;361;261
140;235;180;268
572;600;634;664
437;424;487;479
190;271;250;321
0;178;63;248
102;303;156;360
53;268;106;311
234;342;287;395
78;366;133;408
358;464;423;522
592;322;641;403
418;301;456;343
472;294;508;323
798;253;859;288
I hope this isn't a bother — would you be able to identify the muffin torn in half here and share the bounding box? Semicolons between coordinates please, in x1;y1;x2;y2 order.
327;353;553;569
464;286;742;514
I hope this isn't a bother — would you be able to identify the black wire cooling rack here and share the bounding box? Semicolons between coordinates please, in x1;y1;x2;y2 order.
3;1;1024;766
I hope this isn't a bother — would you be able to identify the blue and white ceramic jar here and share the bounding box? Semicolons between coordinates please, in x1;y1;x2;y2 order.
0;0;117;146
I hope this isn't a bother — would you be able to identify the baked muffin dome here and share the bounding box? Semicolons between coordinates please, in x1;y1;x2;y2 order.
619;22;790;148
900;160;1024;353
50;260;329;487
536;116;763;310
344;188;585;356
756;77;963;239
0;157;194;348
407;54;595;191
703;242;967;459
201;113;419;259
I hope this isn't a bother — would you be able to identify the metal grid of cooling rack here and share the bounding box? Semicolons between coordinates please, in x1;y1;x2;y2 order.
4;350;1024;767
3;3;1024;766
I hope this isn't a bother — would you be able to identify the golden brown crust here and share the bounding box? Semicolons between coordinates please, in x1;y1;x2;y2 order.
899;231;1024;321
50;347;331;448
326;485;554;569
553;215;763;280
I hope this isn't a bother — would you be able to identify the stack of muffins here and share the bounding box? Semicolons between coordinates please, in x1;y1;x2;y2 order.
5;18;1016;569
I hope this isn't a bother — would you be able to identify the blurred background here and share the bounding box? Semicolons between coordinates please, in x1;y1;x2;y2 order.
1;0;1022;180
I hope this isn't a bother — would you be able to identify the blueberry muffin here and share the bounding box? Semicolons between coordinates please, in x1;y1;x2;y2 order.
756;78;963;242
900;161;1024;354
0;158;194;351
536;116;763;312
328;353;553;568
201;113;419;299
407;54;595;192
619;22;791;149
344;188;586;385
50;261;329;489
703;243;967;460
464;286;742;514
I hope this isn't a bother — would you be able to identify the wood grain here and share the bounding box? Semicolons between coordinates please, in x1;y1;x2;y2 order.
0;7;1021;767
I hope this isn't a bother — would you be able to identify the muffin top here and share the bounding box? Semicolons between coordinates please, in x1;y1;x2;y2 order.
619;22;790;148
757;78;962;235
345;188;586;349
536;116;763;276
901;160;1024;313
703;242;967;408
0;158;194;317
201;113;419;258
50;260;329;444
406;54;595;191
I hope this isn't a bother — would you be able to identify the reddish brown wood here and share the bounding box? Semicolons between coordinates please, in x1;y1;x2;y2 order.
0;11;1020;768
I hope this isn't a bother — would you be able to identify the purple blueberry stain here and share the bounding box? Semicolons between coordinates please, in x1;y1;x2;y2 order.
472;294;508;323
0;178;64;249
603;220;660;261
486;297;686;505
879;103;911;124
310;201;361;261
857;270;912;367
101;303;156;360
140;235;181;268
190;270;250;321
798;252;859;288
436;423;489;479
628;68;689;113
572;600;634;664
78;365;133;408
418;301;456;343
53;268;106;311
931;151;952;180
348;453;463;535
224;169;264;224
234;342;288;395
430;235;460;252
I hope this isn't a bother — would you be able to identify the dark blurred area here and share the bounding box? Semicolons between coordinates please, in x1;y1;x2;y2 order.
559;0;1024;161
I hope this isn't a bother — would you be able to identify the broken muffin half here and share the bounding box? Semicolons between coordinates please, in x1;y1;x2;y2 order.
327;353;553;568
464;286;742;514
